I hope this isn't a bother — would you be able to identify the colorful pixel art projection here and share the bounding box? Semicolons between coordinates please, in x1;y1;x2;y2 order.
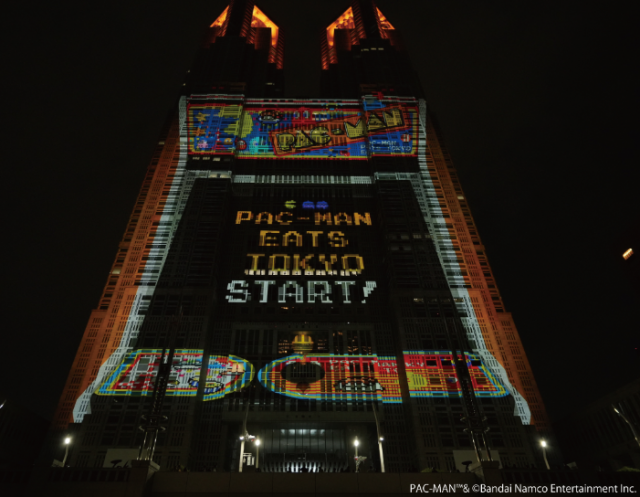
258;354;401;403
404;351;508;398
187;100;419;159
96;350;253;400
202;355;254;401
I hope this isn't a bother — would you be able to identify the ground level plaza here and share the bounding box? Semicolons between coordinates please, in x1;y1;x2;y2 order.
5;461;638;496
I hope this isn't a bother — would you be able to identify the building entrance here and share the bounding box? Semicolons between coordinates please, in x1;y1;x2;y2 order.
247;424;352;473
263;452;349;473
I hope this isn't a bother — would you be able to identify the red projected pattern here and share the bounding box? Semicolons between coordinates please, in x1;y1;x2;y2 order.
96;350;254;400
187;101;419;159
404;351;507;398
258;354;401;403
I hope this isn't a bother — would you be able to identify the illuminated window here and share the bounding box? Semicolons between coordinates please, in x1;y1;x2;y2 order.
623;248;633;260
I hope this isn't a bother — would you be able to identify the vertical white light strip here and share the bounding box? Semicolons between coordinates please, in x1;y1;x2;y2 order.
410;98;531;424
72;97;203;422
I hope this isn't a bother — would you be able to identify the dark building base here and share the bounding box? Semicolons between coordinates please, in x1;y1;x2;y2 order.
13;463;640;497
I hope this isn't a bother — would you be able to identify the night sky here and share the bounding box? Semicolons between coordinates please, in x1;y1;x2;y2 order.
4;1;639;424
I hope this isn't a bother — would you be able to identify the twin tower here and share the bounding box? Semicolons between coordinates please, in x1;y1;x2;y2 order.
186;0;421;99
54;0;550;474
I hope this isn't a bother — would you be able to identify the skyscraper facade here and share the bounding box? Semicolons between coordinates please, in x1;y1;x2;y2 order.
54;0;550;472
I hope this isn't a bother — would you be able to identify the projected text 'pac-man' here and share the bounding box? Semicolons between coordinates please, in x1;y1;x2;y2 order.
226;206;378;303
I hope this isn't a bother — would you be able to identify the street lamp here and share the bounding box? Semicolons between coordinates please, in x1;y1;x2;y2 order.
540;440;550;470
613;404;640;449
237;381;255;473
239;433;256;472
376;437;386;474
255;439;260;469
62;437;72;467
372;403;386;472
239;435;245;472
354;437;360;472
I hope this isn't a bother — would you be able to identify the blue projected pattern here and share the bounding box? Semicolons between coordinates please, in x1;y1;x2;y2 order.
187;99;419;159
